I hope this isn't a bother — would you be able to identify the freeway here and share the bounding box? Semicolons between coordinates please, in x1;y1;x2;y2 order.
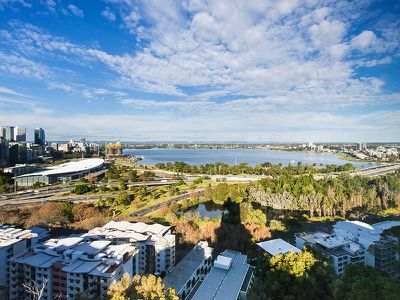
350;163;400;177
0;180;179;204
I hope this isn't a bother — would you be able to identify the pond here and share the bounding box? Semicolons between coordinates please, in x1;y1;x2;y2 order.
178;201;228;220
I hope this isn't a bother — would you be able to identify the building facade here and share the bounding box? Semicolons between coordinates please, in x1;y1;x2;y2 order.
0;225;47;299
14;127;26;142
83;221;176;275
34;128;45;147
295;220;400;275
164;241;213;299
189;250;253;300
9;236;138;300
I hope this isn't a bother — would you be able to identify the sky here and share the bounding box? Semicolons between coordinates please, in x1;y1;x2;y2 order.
0;0;399;142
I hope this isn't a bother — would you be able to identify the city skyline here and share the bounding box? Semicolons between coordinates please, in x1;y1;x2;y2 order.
0;0;399;142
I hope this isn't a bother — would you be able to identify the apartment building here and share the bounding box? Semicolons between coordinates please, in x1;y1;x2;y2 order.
9;235;138;300
295;220;400;275
189;250;254;300
83;221;176;275
0;225;47;299
164;241;213;299
295;231;365;275
333;220;400;273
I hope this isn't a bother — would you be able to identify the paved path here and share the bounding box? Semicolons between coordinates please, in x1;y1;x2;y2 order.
130;188;205;217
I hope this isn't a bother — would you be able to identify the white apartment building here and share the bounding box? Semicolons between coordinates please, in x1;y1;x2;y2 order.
295;220;400;275
164;241;213;299
295;231;365;275
0;225;47;299
83;221;176;275
8;235;138;300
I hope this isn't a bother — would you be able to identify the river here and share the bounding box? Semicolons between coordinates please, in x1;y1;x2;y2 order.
123;148;375;168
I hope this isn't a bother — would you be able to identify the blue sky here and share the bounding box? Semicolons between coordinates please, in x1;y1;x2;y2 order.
0;0;399;142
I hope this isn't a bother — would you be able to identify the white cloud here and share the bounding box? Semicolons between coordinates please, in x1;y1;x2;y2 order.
351;30;376;51
0;1;399;141
0;50;50;79
67;4;84;18
101;7;116;21
0;0;31;10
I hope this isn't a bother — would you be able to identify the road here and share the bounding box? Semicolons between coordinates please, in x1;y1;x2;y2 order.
350;164;400;177
0;180;179;201
130;188;205;217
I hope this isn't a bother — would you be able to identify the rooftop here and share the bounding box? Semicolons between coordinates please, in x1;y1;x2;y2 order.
257;238;301;256
0;224;40;247
16;158;104;178
164;241;213;293
10;233;137;277
84;221;173;243
372;221;400;231
190;250;251;300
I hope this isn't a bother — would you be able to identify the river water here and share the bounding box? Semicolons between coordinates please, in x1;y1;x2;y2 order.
124;148;375;168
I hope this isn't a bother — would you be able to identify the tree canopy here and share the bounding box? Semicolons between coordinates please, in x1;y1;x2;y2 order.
248;251;335;300
332;264;400;300
107;273;178;300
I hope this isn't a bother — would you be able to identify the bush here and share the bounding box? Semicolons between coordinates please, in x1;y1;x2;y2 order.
73;184;92;194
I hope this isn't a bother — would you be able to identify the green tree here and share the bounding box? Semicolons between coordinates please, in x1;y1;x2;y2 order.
248;251;335;300
107;273;178;300
332;264;400;300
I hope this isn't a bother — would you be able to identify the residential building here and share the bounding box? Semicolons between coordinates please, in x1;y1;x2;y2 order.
295;220;400;275
14;127;26;142
83;221;176;275
189;250;253;300
256;238;301;257
333;220;400;273
0;225;47;299
9;235;138;300
164;241;213;299
295;231;365;275
34;128;45;147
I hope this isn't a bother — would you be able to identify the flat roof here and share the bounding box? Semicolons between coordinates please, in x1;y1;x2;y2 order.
190;250;250;300
257;238;301;256
164;241;213;293
373;221;400;231
16;158;104;178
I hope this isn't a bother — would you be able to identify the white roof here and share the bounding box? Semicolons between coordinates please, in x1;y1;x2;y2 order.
257;238;301;256
0;224;39;247
315;235;350;249
214;255;233;270
16;158;104;178
372;221;400;231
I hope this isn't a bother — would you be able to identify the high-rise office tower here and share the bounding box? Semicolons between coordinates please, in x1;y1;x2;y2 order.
14;127;26;142
34;128;45;146
1;126;15;141
0;127;5;139
0;139;9;167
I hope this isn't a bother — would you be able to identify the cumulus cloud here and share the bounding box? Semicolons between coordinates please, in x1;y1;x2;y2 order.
66;4;84;17
351;30;376;50
101;7;116;21
0;0;399;141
